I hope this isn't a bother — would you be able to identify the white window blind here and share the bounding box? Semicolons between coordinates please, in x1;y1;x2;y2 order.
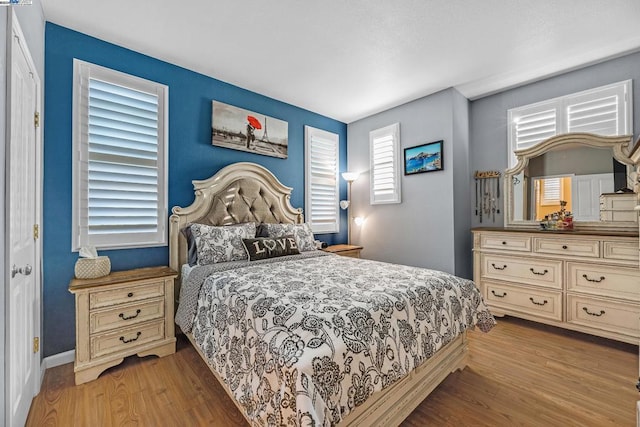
541;178;561;204
305;126;339;234
72;60;168;250
370;123;401;205
508;80;632;167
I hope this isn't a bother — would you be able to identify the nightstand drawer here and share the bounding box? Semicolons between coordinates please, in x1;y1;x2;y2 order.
90;298;165;334
566;262;640;301
89;281;165;309
485;282;562;321
480;254;562;289
533;238;600;258
90;320;165;359
567;295;640;338
480;233;531;252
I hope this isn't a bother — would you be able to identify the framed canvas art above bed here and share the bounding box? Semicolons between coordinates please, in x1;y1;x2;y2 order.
211;101;289;159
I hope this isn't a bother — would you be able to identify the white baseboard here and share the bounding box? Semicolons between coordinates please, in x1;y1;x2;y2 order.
40;349;75;387
40;349;75;384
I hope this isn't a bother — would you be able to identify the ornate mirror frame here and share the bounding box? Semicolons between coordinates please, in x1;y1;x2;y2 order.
504;133;638;231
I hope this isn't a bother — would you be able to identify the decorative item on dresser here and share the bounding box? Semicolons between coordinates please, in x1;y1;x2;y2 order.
474;170;502;224
472;228;639;343
322;243;363;258
68;266;177;385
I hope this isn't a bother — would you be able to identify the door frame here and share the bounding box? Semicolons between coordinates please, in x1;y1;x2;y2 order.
5;9;43;426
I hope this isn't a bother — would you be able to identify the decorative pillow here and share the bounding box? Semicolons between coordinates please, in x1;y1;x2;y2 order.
257;223;316;252
242;235;300;261
181;226;198;267
190;222;257;265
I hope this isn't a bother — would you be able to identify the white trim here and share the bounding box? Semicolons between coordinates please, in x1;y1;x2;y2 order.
369;123;402;205
6;9;43;425
72;59;169;251
41;349;75;372
507;80;633;167
304;125;340;234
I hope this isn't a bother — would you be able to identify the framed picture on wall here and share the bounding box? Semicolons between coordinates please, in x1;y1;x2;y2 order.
211;101;289;159
404;140;444;175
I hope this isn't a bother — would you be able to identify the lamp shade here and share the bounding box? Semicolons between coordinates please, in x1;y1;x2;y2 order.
341;171;360;182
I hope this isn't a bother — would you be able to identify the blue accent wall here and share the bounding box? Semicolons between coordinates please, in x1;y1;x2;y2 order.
44;23;347;357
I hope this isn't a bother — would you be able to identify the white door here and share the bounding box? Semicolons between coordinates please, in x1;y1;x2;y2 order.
7;13;41;427
571;173;614;221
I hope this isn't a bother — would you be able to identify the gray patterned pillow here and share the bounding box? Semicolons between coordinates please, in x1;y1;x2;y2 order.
258;223;316;252
190;222;257;265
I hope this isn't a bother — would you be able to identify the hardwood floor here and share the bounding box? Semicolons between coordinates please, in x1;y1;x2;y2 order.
27;317;637;426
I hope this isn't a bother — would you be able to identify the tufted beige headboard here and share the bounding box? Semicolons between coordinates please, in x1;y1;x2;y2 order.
168;162;303;274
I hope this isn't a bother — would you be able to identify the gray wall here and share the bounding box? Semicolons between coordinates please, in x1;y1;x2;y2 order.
528;147;614;177
470;50;640;228
347;88;471;277
2;2;45;422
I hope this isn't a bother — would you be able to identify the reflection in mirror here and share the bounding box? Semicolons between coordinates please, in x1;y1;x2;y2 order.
512;146;628;221
505;133;637;231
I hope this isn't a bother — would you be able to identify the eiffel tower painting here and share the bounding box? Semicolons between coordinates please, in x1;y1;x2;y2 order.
261;117;269;142
211;101;289;159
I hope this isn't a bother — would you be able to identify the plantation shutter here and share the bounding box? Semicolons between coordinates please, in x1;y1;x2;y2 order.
305;126;339;234
542;178;561;204
508;80;632;167
73;60;168;250
370;123;401;205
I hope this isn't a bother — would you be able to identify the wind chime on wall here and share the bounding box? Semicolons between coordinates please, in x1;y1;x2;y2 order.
474;170;502;223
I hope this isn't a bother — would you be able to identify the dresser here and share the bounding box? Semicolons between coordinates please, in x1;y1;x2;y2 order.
472;228;640;344
69;266;177;385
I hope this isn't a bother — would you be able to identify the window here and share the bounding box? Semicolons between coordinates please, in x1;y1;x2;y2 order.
508;80;632;167
72;60;168;250
305;126;339;234
370;123;401;204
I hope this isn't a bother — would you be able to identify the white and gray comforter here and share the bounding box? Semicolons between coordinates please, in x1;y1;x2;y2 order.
176;252;495;426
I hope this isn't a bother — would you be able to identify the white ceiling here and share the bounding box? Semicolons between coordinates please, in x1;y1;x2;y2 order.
42;0;640;123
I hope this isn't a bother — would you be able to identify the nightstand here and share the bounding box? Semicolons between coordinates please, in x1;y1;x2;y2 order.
69;266;177;385
323;244;363;258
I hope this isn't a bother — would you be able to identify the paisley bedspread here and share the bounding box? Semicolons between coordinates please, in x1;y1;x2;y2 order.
179;253;495;426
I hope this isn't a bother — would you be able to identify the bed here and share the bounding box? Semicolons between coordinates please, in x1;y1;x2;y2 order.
169;162;495;426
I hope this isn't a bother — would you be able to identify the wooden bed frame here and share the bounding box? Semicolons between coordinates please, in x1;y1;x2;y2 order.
169;162;468;426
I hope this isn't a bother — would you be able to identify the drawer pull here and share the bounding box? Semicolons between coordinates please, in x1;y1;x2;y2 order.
119;309;141;321
529;297;548;306
501;241;507;245
127;292;134;298
491;263;507;270
120;331;142;343
582;274;605;283
529;268;548;276
491;290;507;298
582;307;605;317
562;245;568;249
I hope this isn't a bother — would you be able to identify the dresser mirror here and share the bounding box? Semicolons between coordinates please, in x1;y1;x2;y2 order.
504;133;638;231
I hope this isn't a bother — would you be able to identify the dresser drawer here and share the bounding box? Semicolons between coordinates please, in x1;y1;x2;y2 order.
90;320;165;359
566;295;640;338
603;240;639;262
485;282;562;321
480;233;531;252
89;281;165;309
480;254;562;289
533;238;600;258
566;262;640;301
90;298;165;334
